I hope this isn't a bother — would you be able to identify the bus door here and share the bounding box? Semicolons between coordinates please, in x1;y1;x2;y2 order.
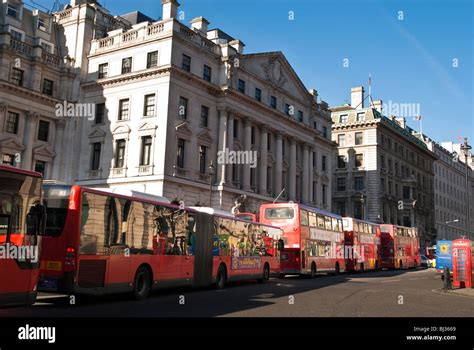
180;212;196;282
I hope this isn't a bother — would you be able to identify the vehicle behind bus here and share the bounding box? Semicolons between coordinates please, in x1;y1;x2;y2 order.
0;166;45;307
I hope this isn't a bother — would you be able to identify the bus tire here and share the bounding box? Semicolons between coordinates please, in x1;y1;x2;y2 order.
375;261;379;271
413;260;418;270
399;260;403;270
258;263;270;283
216;264;227;289
334;262;340;275
132;267;151;300
310;262;317;278
359;263;364;273
279;273;286;279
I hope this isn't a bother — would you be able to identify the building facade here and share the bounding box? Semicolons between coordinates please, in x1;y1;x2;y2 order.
331;87;437;246
71;0;336;213
0;0;76;180
423;139;474;240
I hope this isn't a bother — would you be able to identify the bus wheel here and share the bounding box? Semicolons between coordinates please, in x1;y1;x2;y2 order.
310;262;317;278
258;264;270;283
216;264;227;289
375;261;379;271
413;261;418;270
132;267;151;300
399;260;403;270
334;262;340;275
359;263;364;273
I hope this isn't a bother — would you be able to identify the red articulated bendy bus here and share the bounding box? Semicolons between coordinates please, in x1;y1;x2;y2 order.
379;224;420;269
259;202;345;277
39;185;283;298
343;217;381;272
0;165;46;306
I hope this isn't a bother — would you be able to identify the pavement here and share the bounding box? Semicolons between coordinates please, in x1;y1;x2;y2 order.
1;268;473;317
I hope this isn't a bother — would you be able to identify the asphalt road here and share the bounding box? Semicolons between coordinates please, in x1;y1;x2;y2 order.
2;268;473;317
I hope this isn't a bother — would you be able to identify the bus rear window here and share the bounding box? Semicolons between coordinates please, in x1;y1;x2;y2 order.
265;207;294;219
43;185;71;237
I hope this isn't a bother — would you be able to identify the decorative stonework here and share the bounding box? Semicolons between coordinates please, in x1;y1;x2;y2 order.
261;57;287;88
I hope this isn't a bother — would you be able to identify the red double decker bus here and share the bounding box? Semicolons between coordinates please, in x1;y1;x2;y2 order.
259;202;345;277
235;212;258;222
39;185;283;298
0;165;46;306
379;224;420;269
343;218;381;272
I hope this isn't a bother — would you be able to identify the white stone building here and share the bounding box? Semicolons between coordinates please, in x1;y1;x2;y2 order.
71;0;336;213
423;139;474;240
331;86;437;245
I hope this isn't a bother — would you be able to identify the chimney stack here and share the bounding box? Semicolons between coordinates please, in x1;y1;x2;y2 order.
309;89;318;103
229;39;245;54
190;17;209;35
162;0;179;20
372;99;383;113
351;86;365;109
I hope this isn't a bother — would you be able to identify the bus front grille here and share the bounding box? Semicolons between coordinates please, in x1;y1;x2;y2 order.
78;260;106;288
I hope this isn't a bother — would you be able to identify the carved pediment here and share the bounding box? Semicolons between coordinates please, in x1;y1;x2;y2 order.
138;121;158;132
33;145;56;158
197;130;213;144
0;137;25;151
261;56;287;88
112;124;131;135
88;127;107;139
175;121;192;136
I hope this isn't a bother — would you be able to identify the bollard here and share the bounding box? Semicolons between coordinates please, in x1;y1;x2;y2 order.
443;266;452;290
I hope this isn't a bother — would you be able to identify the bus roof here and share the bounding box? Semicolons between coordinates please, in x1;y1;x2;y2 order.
0;165;42;178
97;188;171;204
189;207;235;218
260;202;342;219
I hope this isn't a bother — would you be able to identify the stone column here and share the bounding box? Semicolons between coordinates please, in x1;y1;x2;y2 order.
259;126;268;195
242;118;252;191
309;148;314;203
217;108;228;185
275;132;283;195
302;144;309;203
23;112;38;171
289;139;297;199
226;113;234;184
52;119;66;180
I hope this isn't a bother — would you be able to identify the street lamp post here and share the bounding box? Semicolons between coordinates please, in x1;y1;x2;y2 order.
208;161;216;207
460;138;472;239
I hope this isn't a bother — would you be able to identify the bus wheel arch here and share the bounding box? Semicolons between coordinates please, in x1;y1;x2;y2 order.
132;264;152;300
216;263;227;289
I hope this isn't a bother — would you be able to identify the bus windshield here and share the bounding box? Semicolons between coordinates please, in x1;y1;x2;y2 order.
43;185;71;237
264;207;294;219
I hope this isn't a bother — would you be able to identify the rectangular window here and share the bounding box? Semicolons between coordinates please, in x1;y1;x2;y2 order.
355;176;365;190
91;142;101;170
2;154;14;166
5;112;19;134
270;96;277;109
355;132;363;145
98;63;108;79
255;88;262;102
182;54;191;72
115;139;126;168
322;126;328;138
203;65;212;82
42;79;53;96
7;4;19;19
177;139;185;168
233;119;239;139
144;94;155;117
337;155;346;168
34;161;46;176
38;17;47;30
355;153;363;167
251;126;255;145
322;155;327;172
11;68;23;86
322;185;327;205
199;145;207;174
178;97;188;119
140;136;153;166
147;51;158;68
339;114;348;123
37;120;50;142
356;112;365;121
10;29;23;41
122;57;132;74
95;103;105;124
200;106;209;127
284;103;291;115
337;178;346;191
298;110;303;122
338;134;346;146
238;79;245;93
118;99;130;121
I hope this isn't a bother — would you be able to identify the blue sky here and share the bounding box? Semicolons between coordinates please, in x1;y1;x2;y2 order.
35;0;473;143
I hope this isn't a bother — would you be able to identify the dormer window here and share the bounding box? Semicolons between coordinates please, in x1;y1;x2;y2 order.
7;3;20;20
